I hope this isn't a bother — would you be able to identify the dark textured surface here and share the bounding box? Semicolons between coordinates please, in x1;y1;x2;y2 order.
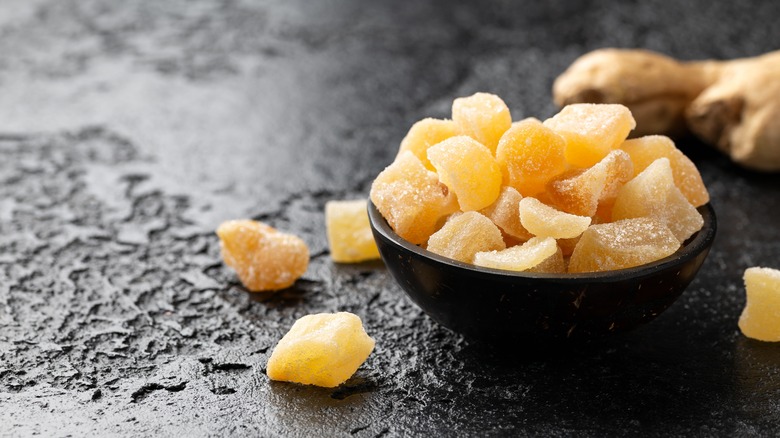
1;1;780;436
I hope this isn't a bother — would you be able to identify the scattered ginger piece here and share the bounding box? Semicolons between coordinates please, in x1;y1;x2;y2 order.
738;267;780;342
326;199;380;263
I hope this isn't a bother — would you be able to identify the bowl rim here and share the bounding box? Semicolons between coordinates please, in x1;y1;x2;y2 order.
368;200;717;283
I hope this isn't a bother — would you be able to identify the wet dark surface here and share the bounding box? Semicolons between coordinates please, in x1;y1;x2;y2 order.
1;1;779;436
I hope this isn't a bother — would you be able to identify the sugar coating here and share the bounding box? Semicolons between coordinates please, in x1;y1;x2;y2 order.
325;199;380;263
397;118;458;170
217;220;309;292
612;158;703;243
452;92;512;153
739;267;780;342
266;312;375;387
621;135;710;207
428;136;502;211
495;118;567;196
568;218;680;273
518;197;591;239
427;211;505;263
547;150;633;217
479;186;533;241
526;245;566;274
370;151;457;245
544;103;636;167
474;236;559;272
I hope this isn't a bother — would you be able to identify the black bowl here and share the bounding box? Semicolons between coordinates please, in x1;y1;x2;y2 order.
368;201;717;343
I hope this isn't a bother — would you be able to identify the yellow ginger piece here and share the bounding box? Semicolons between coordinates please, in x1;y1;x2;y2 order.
612;158;703;243
621;135;710;207
217;220;309;292
544;103;636;167
547;150;633;217
452;92;512;153
427;211;505;263
370;151;457;245
739;267;780;342
474;237;562;273
427;136;502;211
479;186;533;241
325;199;380;263
568;218;680;273
495;118;567;196
267;312;375;388
397;118;458;170
527;245;566;274
518;197;591;239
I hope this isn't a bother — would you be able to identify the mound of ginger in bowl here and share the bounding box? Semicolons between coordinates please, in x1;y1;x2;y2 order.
370;93;710;274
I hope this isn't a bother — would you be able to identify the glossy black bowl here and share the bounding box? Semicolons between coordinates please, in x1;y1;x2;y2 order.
368;201;717;343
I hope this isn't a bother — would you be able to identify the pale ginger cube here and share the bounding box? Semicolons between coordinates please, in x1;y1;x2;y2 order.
428;136;502;211
452;92;512;153
426;211;505;263
738;267;780;342
325;199;380;263
397;118;458;170
267;312;375;387
612;158;703;243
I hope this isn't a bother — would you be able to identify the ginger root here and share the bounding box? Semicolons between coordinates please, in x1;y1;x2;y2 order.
553;49;780;171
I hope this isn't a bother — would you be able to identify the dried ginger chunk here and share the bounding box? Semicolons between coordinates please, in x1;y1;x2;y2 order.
428;136;502;211
547;150;633;217
495;118;567;196
397;118;458;170
738;267;780;342
452;92;512;153
370;151;456;245
217;220;309;291
474;237;562;273
325;199;380;263
544;103;636;167
612;158;703;243
479;186;533;241
426;211;505;263
568;218;680;273
621;135;710;207
267;312;375;387
518;197;591;239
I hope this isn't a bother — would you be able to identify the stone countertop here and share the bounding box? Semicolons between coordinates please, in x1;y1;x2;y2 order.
1;0;780;436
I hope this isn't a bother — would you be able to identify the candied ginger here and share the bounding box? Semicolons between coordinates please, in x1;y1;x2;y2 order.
612;158;703;243
325;199;380;263
370;151;456;245
452;92;512;153
427;211;505;263
427;136;502;211
547;150;633;217
474;237;561;273
544;103;636;167
217;220;309;292
518;197;591;239
495;118;567;196
397;118;458;170
738;267;780;342
568;218;680;273
479;186;533;241
621;135;710;207
266;312;375;387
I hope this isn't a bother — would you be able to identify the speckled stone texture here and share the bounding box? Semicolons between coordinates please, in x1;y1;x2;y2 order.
1;0;780;436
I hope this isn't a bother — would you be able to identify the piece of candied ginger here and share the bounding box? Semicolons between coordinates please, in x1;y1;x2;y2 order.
267;312;375;387
428;136;502;212
518;197;591;239
370;151;456;245
738;267;780;342
426;211;505;263
217;220;309;291
397;118;458;170
568;218;680;273
544;103;636;168
452;92;512;154
474;236;562;273
325;199;380;263
612;158;703;243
